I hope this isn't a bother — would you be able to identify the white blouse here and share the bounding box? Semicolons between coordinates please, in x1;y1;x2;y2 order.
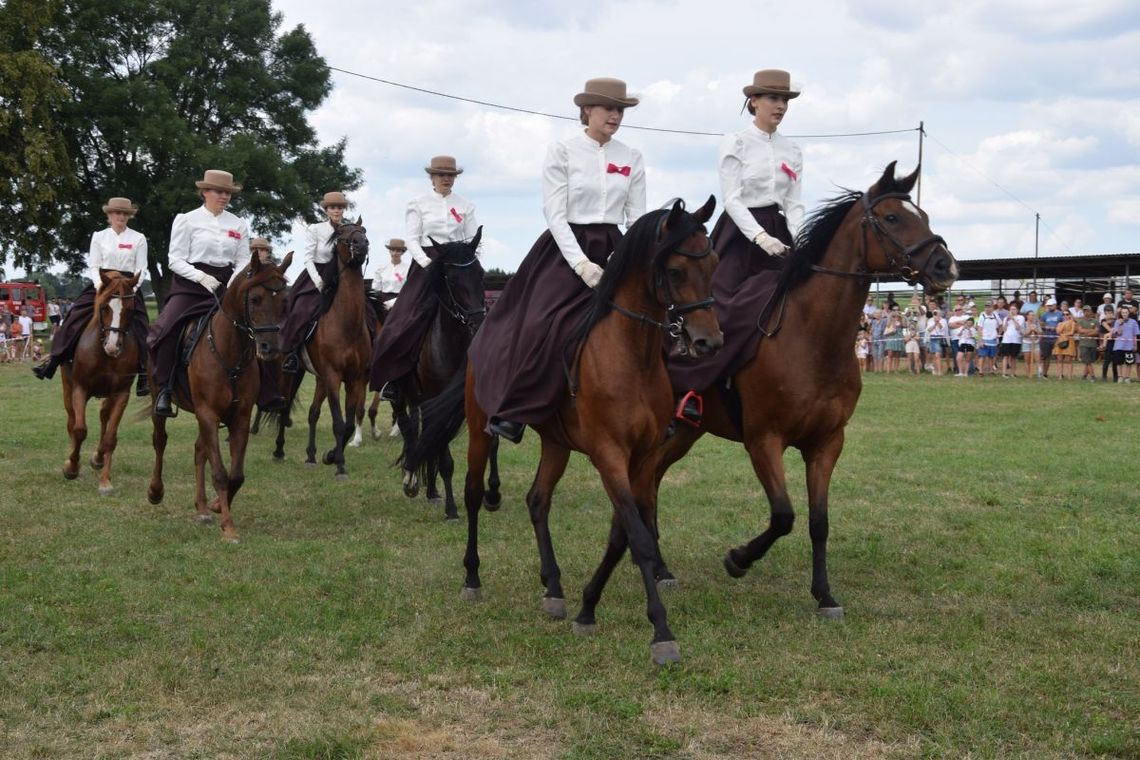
719;126;805;242
303;220;337;284
372;256;410;295
88;227;147;287
167;205;251;284
406;191;480;268
543;133;646;268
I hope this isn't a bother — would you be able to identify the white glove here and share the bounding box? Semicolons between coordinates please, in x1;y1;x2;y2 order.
199;274;222;292
413;250;432;269
573;259;604;289
753;230;790;257
313;276;325;292
383;297;397;310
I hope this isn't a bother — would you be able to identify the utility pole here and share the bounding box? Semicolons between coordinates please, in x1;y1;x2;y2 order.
916;121;925;207
1033;212;1040;292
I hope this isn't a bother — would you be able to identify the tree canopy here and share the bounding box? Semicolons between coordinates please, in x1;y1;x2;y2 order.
0;0;361;300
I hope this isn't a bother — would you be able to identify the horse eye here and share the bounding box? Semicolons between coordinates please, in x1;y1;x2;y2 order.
668;268;684;283
884;213;900;224
250;295;262;306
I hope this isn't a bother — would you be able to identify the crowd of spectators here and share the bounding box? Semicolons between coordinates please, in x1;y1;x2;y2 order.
857;287;1139;383
0;299;71;364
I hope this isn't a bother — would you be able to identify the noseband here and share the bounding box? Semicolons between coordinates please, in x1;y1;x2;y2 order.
437;255;486;333
811;191;947;285
329;224;369;268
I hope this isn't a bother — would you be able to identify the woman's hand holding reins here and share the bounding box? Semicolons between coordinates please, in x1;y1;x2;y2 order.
573;259;604;288
753;230;790;256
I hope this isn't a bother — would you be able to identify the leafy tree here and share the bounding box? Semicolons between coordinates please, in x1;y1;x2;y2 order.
0;0;361;304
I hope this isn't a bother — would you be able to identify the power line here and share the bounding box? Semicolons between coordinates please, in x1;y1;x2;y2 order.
327;66;918;140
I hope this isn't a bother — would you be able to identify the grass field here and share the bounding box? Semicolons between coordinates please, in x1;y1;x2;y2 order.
1;363;1137;759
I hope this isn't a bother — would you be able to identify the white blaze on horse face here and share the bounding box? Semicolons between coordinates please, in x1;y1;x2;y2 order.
105;298;123;355
902;200;924;221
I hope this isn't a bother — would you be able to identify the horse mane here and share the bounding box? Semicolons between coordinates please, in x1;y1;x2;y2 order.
575;208;666;337
777;189;863;294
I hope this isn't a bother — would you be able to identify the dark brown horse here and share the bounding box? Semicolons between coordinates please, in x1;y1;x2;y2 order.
655;163;958;616
391;231;487;519
282;221;371;479
59;271;143;494
147;251;293;542
411;198;722;665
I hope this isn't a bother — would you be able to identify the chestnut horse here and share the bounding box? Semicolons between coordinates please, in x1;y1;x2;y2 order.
392;230;487;520
411;198;722;665
147;252;293;542
655;163;959;616
281;221;371;479
59;271;143;494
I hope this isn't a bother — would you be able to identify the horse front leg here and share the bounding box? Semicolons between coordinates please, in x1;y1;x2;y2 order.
725;436;794;578
62;371;86;481
651;425;704;587
197;414;237;542
94;391;130;495
804;432;845;619
321;374;348;478
526;441;571;619
345;376;366;450
367;391;383;440
396;400;418;497
224;408;252;523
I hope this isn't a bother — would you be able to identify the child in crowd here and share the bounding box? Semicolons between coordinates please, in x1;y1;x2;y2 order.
955;318;976;377
998;309;1024;378
904;325;921;374
1022;311;1041;379
855;330;870;372
1099;305;1118;382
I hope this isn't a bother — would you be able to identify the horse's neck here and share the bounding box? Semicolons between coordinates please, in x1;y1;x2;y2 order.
782;239;871;351
597;274;664;373
331;266;365;315
211;292;249;356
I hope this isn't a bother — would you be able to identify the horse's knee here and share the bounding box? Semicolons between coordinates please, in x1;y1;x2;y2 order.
770;511;795;536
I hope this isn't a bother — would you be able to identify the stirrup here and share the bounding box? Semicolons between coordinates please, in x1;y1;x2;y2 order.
674;390;703;428
379;382;400;402
282;352;300;374
489;419;525;444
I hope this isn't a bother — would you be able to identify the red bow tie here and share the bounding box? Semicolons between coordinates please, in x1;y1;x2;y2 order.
607;163;631;176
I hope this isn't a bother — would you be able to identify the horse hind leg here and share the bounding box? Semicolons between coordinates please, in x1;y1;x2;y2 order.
62;374;86;481
191;435;214;525
304;383;324;466
147;401;168;505
367;391;382;440
396;402;419;497
459;394;492;601
526;442;571;618
94;392;130;495
484;435;502;511
438;445;459;521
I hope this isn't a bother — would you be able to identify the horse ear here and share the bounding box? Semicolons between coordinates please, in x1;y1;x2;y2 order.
873;160;900;195
693;194;716;224
248;251;261;274
471;225;483;250
664;198;685;232
357;215;365;229
427;236;440;249
896;163;920;194
279;250;295;273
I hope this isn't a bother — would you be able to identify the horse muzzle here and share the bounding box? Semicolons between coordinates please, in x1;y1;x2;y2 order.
919;245;959;294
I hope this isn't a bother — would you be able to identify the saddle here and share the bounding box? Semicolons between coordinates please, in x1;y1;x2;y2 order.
173;306;218;399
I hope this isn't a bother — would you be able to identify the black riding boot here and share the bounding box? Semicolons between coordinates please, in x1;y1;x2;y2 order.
32;357;60;380
489;418;525;444
379;381;401;403
154;384;177;418
135;369;150;397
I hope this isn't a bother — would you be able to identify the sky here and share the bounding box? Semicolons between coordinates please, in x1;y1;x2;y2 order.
18;0;1140;288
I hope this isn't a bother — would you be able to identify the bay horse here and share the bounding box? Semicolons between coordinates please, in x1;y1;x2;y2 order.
283;221;371;479
59;271;143;494
147;251;293;542
410;198;722;665
655;162;959;617
392;230;487;520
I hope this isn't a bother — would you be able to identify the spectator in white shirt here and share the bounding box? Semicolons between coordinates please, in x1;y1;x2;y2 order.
33;196;149;395
467;77;646;443
370;156;481;402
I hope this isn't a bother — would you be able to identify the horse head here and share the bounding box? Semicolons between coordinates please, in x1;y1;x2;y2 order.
96;270;141;358
330;218;370;271
427;227;486;334
860;162;959;293
653;196;723;358
227;249;293;360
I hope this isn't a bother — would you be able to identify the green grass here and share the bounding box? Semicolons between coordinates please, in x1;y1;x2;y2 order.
1;364;1137;759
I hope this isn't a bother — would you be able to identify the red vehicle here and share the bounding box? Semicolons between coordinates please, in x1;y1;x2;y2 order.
0;281;48;325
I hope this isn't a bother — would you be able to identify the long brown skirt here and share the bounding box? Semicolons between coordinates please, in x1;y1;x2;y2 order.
470;223;621;425
147;263;233;388
278;260;337;354
668;206;791;392
369;255;437;390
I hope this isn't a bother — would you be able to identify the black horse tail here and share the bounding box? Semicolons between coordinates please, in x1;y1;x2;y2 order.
405;370;469;473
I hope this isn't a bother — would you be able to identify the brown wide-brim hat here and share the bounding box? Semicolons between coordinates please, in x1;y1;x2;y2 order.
386;238;407;251
102;197;139;216
195;169;243;193
425;155;463;176
250;237;272;251
743;69;800;99
573;77;640;108
319;191;348;209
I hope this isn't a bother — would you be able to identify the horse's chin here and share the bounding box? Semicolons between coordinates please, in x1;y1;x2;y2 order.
257;348;280;362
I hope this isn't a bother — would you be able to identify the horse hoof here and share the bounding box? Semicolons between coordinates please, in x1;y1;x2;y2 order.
723;552;748;579
657;577;679;591
371;430;382;441
483;493;502;512
650;640;682;666
98;485;113;496
459;586;482;602
147;489;163;505
210;498;222;514
322;451;336;465
571;621;598;637
272;452;285;461
542;597;567;619
193;514;215;525
335;473;348;482
304;460;317;468
444;512;459;522
63;468;79;481
89;457;103;470
223;536;240;545
817;606;845;620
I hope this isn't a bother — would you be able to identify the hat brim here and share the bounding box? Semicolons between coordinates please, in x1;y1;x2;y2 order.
743;85;801;99
102;205;139;216
424;167;463;176
319;201;348;208
573;93;640;108
386;245;408;251
195;180;243;193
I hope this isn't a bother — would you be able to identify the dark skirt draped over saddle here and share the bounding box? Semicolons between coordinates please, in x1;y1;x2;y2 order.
278;260;338;354
368;254;438;390
50;271;150;364
148;263;234;388
668;206;791;392
469;223;621;426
